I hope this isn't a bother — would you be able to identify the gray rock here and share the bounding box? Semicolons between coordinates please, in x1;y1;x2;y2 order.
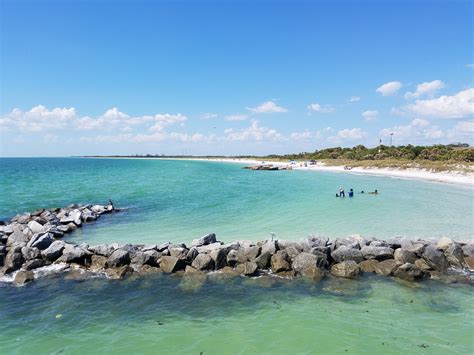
394;248;417;264
422;245;449;271
159;256;184;273
107;249;131;267
196;242;224;254
444;243;465;268
284;246;301;261
105;265;133;279
4;251;24;273
7;231;30;247
21;246;40;260
436;237;453;251
393;263;425;281
23;259;46;271
191;233;217;247
169;247;188;260
27;220;46;234
414;258;432;271
210;248;228;269
462;244;474;257
186;247;199;262
369;240;389;247
90;255;108;271
14;270;35;285
261;240;278;255
331;246;364;263
271;251;291;273
330;261;361;278
226;249;247;266
58;245;91;265
144;250;161;266
255;252;272;269
243;245;261;260
191;253;215;271
27;233;54;250
157;242;171;252
406;243;426;256
335;235;367;249
89;244;116;257
236;261;258;276
358;259;380;273
130;251;152;266
42;241;66;261
360;246;394;260
292;252;322;274
375;259;398;276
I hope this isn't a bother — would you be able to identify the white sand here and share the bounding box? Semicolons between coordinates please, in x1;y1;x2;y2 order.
181;157;474;187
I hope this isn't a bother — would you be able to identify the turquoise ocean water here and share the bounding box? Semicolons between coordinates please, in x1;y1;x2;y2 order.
0;158;473;354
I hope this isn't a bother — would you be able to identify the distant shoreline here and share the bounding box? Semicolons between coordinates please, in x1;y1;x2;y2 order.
84;156;474;187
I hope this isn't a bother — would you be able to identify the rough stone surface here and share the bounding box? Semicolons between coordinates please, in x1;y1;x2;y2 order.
42;241;65;261
192;233;216;247
360;246;394;260
14;270;35;285
358;259;380;273
444;243;465;268
89;244;115;257
331;246;364;263
90;255;108;271
107;249;131;267
191;253;215;271
160;256;184;273
292;252;320;274
462;244;474;257
23;259;46;271
330;261;361;278
375;259;398;276
27;220;46;234
464;256;474;270
58;246;90;265
226;249;247;266
422;245;449;271
105;265;133;279
261;240;278;255
414;258;432;271
236;261;258;276
21;246;40;261
393;263;425;281
394;248;417;265
271;251;291;273
436;237;453;251
209;248;228;269
255;252;272;269
27;233;54;250
4;252;24;273
243;245;261;261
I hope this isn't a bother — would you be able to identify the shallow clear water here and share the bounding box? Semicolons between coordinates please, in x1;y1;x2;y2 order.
0;273;473;354
1;158;473;354
1;158;473;245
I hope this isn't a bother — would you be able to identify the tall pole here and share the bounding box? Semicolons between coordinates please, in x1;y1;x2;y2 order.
378;138;382;153
390;133;393;147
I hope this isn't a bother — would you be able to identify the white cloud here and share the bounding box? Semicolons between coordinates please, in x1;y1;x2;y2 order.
225;114;248;121
149;113;187;132
223;120;285;141
246;101;287;114
466;64;474;68
376;81;402;96
404;80;445;100
337;128;367;139
201;113;218;120
362;110;378;122
447;120;474;141
1;105;76;132
380;118;444;142
290;131;322;141
76;107;154;131
307;103;335;113
349;96;361;102
404;88;474;119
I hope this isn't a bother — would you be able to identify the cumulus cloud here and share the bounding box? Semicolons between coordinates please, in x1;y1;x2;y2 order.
307;103;335;113
404;88;474;119
289;131;323;141
447;120;474;141
349;96;361;102
149;113;187;132
380;118;445;142
0;105;76;132
404;80;445;100
225;114;248;121
376;81;402;96
362;110;378;122
223;120;285;141
76;107;154;131
246;101;287;114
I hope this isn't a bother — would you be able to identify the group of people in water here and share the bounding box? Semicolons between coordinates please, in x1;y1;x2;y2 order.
336;187;378;197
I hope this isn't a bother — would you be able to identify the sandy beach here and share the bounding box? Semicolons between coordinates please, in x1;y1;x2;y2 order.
173;157;474;187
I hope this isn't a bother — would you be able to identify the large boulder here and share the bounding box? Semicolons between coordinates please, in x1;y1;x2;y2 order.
330;261;361;278
375;259;398;276
444;243;465;268
21;246;40;261
261;240;278;255
331;246;364;263
14;270;35;285
226;249;247;266
394;248;417;264
57;245;91;265
90;255;108;271
23;259;46;271
243;245;261;261
3;251;25;273
255;252;272;269
210;248;228;269
105;265;133;279
236;261;258;276
360;246;393;260
422;245;449;271
169;247;188;260
7;230;30;247
107;249;131;267
462;244;474;257
191;233;217;247
89;244;115;257
191;253;215;271
159;256;185;273
292;252;323;274
27;233;54;250
358;259;380;273
42;241;65;261
436;237;453;251
464;256;474;270
27;220;46;234
393;263;425;282
130;251;152;266
271;251;291;273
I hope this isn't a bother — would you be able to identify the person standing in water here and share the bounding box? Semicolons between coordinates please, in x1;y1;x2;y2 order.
339;187;345;197
348;188;354;197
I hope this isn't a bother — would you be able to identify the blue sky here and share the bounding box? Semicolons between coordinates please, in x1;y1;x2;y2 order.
1;0;473;156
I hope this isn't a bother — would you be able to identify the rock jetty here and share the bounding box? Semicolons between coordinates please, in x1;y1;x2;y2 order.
1;204;473;286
